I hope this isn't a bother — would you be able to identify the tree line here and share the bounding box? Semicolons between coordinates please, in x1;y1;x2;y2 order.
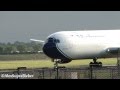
0;41;43;54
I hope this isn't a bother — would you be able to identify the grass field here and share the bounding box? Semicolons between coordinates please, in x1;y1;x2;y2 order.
0;54;48;60
0;58;117;69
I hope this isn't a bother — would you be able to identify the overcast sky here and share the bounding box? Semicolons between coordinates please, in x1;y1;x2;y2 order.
0;11;120;43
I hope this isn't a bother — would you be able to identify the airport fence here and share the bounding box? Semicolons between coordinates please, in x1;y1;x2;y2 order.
0;66;120;79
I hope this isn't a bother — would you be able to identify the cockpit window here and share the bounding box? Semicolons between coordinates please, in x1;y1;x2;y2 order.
54;39;60;43
48;38;54;43
47;38;60;43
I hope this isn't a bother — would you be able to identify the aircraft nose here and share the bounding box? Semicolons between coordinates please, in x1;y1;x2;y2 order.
43;42;67;59
43;42;58;58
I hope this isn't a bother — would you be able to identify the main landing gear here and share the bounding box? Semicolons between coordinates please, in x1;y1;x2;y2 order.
89;58;102;67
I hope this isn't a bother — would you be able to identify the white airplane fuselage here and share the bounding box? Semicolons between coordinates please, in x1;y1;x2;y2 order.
43;30;120;61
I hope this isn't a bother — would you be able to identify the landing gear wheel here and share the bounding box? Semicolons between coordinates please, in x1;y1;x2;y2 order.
89;58;102;67
54;59;59;69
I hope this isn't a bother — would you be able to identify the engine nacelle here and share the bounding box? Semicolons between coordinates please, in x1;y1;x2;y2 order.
58;59;72;64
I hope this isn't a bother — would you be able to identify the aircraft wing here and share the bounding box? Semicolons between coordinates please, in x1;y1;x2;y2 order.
30;39;45;44
106;48;120;54
30;39;45;54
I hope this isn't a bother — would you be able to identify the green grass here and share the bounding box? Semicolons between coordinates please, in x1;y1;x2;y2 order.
0;54;48;60
0;58;117;69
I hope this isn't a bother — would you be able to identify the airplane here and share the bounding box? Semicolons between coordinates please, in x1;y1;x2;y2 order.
30;30;120;67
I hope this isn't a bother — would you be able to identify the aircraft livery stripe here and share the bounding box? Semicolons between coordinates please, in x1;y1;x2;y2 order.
56;44;72;60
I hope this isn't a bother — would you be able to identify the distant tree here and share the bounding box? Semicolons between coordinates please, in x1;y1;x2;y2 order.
0;46;4;54
7;42;12;46
11;46;18;53
4;46;13;54
26;47;34;52
32;43;42;52
16;45;26;53
14;41;21;46
0;41;43;54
